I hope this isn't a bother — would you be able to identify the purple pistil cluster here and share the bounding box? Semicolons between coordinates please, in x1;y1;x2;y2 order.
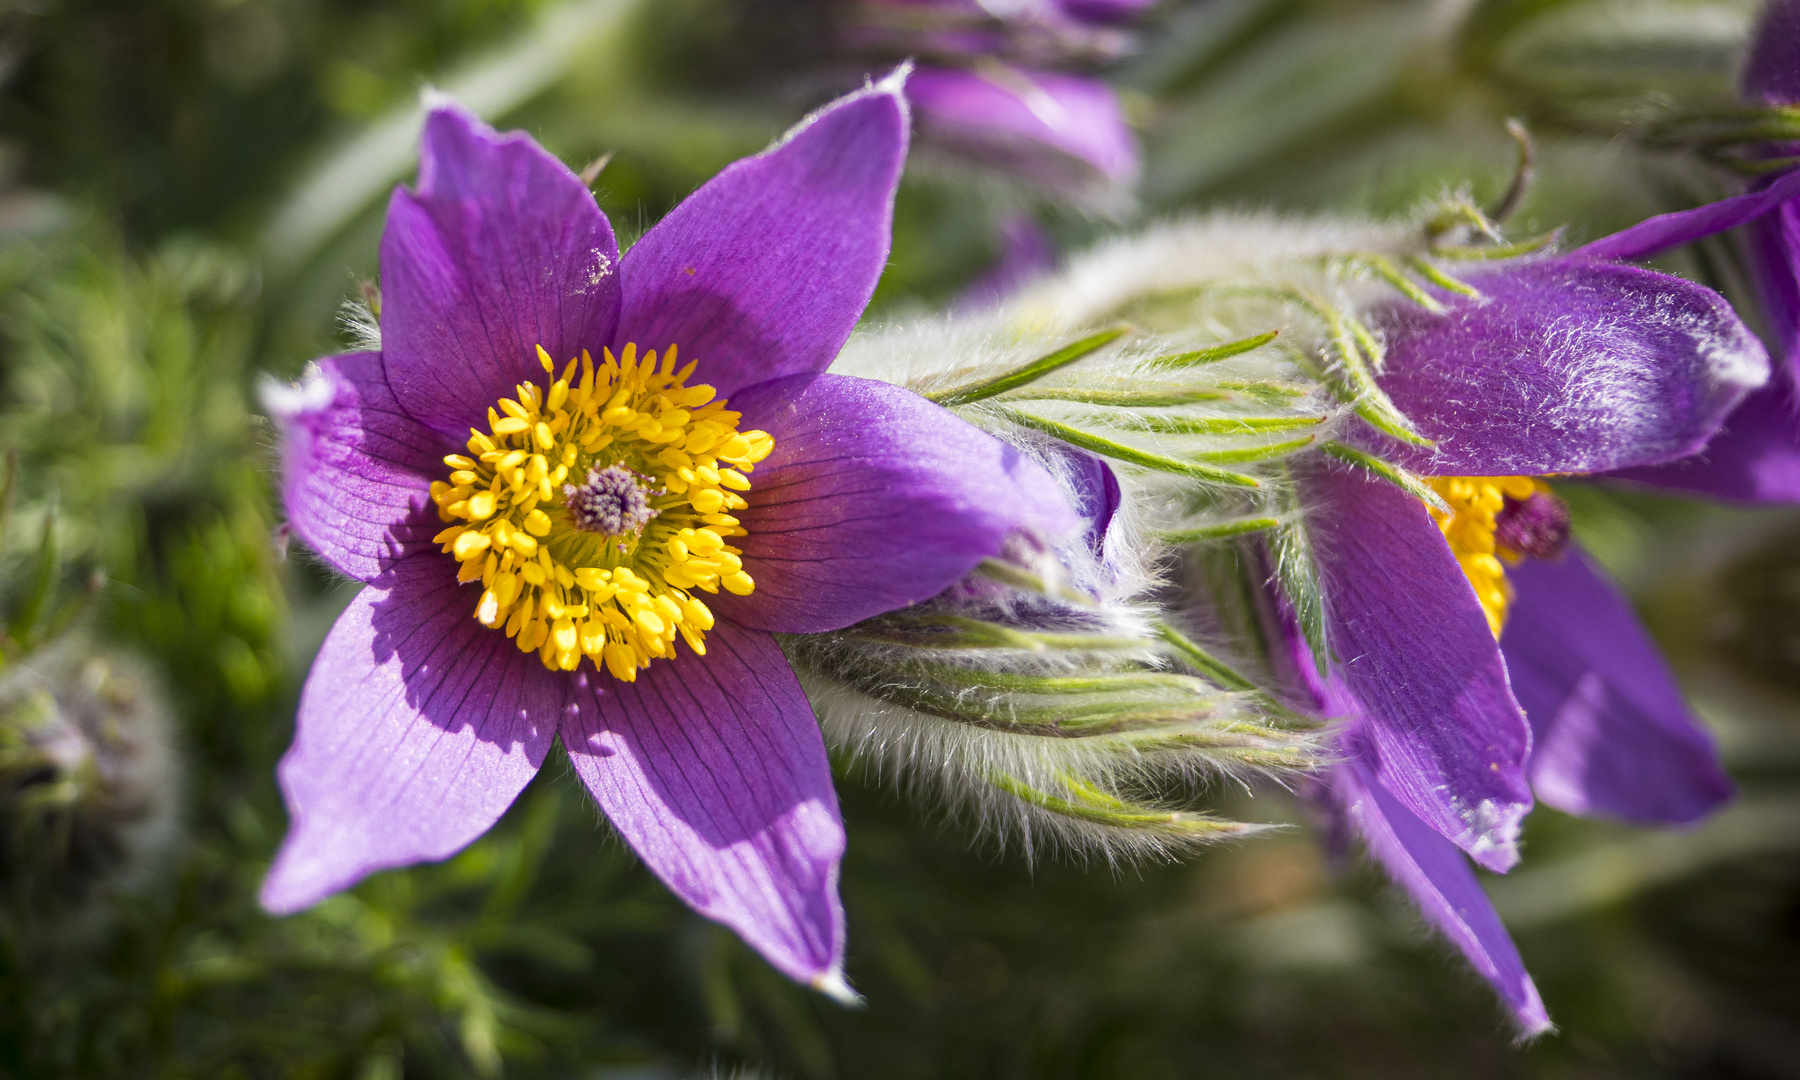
1494;491;1571;561
564;465;659;536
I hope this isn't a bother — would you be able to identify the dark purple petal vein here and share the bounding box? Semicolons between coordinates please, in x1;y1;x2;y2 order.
380;105;622;437
261;553;559;913
267;351;452;582
560;621;847;986
722;373;1082;634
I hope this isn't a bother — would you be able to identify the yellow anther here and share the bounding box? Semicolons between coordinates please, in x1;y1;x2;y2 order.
579;620;606;654
493;572;520;607
682;597;714;630
1426;475;1557;639
452;531;491;561
604;643;638;681
444;340;768;677
741;431;774;462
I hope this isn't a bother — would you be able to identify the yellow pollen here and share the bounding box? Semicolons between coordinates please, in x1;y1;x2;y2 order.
429;342;774;678
1425;475;1548;639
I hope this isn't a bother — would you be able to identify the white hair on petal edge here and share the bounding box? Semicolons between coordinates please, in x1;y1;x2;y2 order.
337;294;382;353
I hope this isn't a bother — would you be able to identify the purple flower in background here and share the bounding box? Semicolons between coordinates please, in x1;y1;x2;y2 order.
1287;256;1766;1033
258;76;1078;994
1598;0;1800;501
957;210;1059;309
839;0;1147;201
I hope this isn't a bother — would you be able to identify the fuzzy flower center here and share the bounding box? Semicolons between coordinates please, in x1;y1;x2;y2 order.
565;465;660;536
1427;476;1571;638
428;343;773;680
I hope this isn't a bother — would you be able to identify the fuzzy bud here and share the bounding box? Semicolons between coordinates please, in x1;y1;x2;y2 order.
0;644;180;915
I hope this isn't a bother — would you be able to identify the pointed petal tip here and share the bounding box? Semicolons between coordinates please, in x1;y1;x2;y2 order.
1510;977;1555;1043
1464;799;1526;873
872;59;914;98
813;967;864;1007
776;63;912;155
257;845;335;917
418;84;459;114
1515;1009;1556;1044
256;876;304;917
256;365;332;421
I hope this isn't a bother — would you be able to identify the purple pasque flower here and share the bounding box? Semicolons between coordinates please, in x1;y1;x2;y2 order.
1594;0;1800;501
259;77;1079;994
905;64;1139;198
1289;255;1766;1033
841;0;1145;199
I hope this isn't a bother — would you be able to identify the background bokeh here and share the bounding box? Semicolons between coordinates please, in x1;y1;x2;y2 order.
1;0;1798;1076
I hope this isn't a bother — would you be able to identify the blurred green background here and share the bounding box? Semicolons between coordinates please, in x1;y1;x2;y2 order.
1;0;1799;1076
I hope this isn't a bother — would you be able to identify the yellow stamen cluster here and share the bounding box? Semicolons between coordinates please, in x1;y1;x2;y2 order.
428;343;774;679
1426;475;1550;638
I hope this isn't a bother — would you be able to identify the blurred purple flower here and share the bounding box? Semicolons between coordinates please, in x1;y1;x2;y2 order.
1287;256;1766;1034
258;78;1078;994
957;210;1058;309
1598;0;1800;501
840;0;1146;200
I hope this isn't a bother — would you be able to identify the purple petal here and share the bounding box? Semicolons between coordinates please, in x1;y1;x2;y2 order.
1748;197;1800;368
1608;379;1800;502
613;78;909;399
1371;258;1769;475
1747;0;1800;104
1327;762;1552;1037
262;553;558;913
1052;0;1156;25
1502;548;1734;823
957;212;1058;311
1571;168;1800;262
380;104;622;437
1058;442;1122;559
264;352;453;582
907;65;1139;193
1301;460;1533;872
560;621;846;987
721;373;1082;634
